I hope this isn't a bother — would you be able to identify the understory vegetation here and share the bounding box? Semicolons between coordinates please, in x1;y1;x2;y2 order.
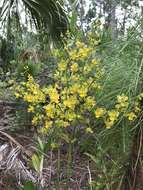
0;0;143;190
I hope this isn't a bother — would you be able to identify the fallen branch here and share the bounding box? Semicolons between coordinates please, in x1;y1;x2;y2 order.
0;130;32;157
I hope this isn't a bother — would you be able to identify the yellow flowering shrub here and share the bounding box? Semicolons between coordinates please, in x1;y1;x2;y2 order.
14;36;142;134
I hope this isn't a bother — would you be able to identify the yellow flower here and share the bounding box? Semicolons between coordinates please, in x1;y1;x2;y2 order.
58;60;67;71
71;63;78;72
63;121;69;128
120;102;129;108
85;96;96;109
71;75;79;81
69;84;80;94
134;106;141;113
32;116;38;125
116;94;129;110
45;120;53;129
32;115;44;125
91;59;99;65
28;105;34;112
126;112;137;121
69;47;91;60
95;108;105;118
69;50;79;60
78;47;91;58
76;41;84;48
50;93;59;103
83;66;92;74
108;110;119;121
28;75;34;82
78;88;88;98
39;127;48;134
24;94;34;103
23;91;45;103
117;94;128;103
63;96;78;109
115;104;121;110
105;120;114;129
15;92;20;98
47;87;59;103
44;104;55;118
138;93;143;100
115;102;129;110
61;76;68;84
85;127;93;134
55;119;69;128
54;71;60;79
65;112;76;121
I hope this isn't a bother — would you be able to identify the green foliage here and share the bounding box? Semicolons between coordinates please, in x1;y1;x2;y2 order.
23;181;37;190
16;61;43;80
31;154;41;173
0;2;143;188
13;27;142;189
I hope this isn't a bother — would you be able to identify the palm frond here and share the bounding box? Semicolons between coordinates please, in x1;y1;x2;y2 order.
0;0;69;41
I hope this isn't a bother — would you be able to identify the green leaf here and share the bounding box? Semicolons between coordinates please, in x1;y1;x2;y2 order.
23;181;36;190
32;154;41;172
61;133;70;143
71;138;77;144
37;137;44;151
84;152;97;163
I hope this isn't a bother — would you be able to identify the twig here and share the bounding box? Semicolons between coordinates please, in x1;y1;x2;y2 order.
87;162;92;190
0;130;32;157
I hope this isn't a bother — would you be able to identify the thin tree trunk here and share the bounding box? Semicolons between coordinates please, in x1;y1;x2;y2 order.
110;0;117;40
122;9;127;35
79;0;85;30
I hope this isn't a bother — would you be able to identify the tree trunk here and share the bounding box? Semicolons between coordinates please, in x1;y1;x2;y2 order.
103;0;117;40
110;0;117;40
79;0;85;30
121;8;127;35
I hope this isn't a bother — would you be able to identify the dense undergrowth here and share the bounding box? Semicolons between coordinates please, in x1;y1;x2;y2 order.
0;20;143;190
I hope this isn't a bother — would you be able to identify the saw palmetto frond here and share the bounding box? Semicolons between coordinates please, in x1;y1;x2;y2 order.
0;0;69;41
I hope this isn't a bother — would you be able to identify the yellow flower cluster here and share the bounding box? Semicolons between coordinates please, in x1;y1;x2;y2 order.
69;47;91;61
95;108;105;118
15;37;141;133
15;75;46;104
126;112;137;121
116;94;129;110
116;94;140;122
15;38;103;133
94;93;141;128
105;110;119;129
44;86;59;103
